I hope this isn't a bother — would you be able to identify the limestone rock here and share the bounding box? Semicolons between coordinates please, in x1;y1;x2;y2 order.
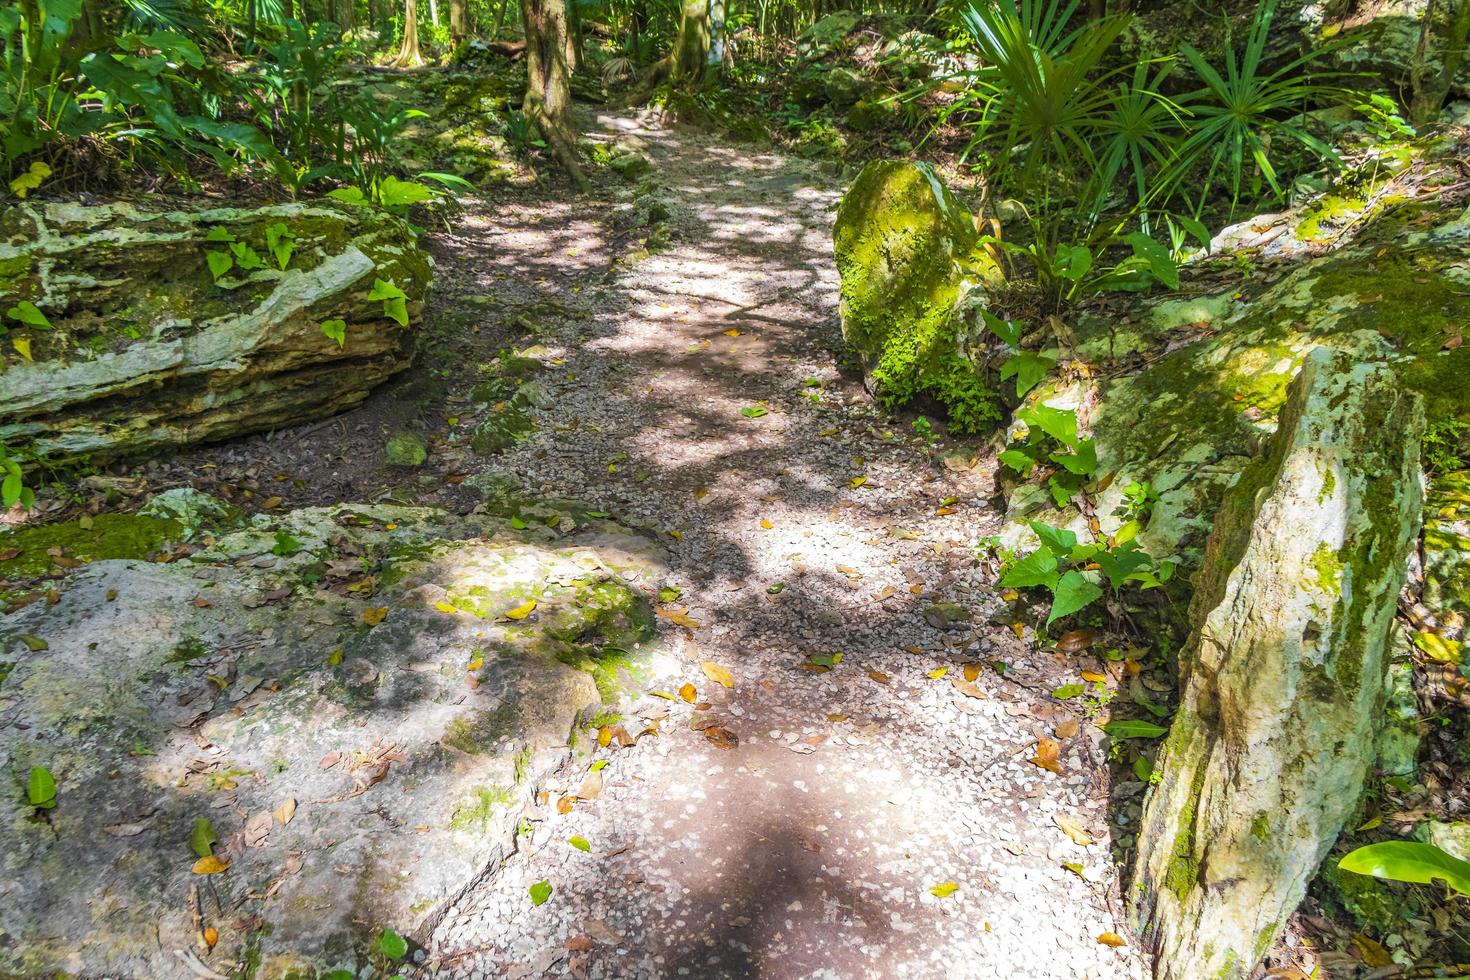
0;504;665;977
0;198;431;466
997;204;1470;590
1130;347;1425;980
1424;470;1470;620
833;160;1004;432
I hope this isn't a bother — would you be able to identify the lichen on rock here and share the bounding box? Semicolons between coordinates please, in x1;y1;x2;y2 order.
1129;347;1425;980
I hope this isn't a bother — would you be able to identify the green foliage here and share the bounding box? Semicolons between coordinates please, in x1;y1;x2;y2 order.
189;817;217;857
998;517;1175;627
367;278;409;327
26;765;56;809
1338;841;1470;896
320;318;347;348
0;442;34;510
528;879;553;906
376;927;408;961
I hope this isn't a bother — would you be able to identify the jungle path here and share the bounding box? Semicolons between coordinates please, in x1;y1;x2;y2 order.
416;112;1146;980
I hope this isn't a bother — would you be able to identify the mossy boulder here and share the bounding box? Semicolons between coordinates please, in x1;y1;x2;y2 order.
0;198;431;467
0;502;666;977
833;160;1005;432
1130;347;1424;980
1424;470;1470;620
998;201;1470;592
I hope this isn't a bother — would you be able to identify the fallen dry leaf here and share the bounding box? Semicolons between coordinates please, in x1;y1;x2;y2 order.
191;855;230;875
1054;814;1095;846
700;661;734;688
1056;628;1101;654
704;726;739;750
1055;719;1080;739
656;606;701;629
1030;738;1063;775
362;606;388;626
963;662;981;682
867;669;890;685
318;751;342;770
951;677;987;699
679;683;697;703
1097;932;1126;948
273;798;296;826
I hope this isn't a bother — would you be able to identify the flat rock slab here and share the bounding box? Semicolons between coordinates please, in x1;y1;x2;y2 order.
0;198;430;464
0;504;665;977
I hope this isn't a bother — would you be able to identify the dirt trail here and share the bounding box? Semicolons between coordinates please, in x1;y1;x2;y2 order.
417;112;1146;980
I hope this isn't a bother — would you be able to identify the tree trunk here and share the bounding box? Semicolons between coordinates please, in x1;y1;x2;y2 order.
392;0;425;66
565;0;584;73
1411;0;1470;125
521;0;590;191
334;0;355;30
646;0;720;89
427;0;439;28
449;0;467;41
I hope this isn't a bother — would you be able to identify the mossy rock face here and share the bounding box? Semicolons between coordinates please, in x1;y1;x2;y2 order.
0;501;666;977
1424;470;1470;620
998;203;1470;596
0;198;431;467
833;160;1005;433
0;512;184;579
1130;348;1424;980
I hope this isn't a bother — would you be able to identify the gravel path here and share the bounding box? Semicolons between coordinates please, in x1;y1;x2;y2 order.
418;112;1148;980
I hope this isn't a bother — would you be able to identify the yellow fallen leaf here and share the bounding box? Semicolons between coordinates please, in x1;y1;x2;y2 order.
597;726;613;747
656;607;701;629
1097;932;1126;948
13;336;32;361
930;882;959;898
1030;738;1063;775
963;663;981;682
434;600;457;613
1054;814;1094;846
1080;670;1107;683
1055;718;1080;739
668;529;683;541
820;428;838;437
467;651;484;671
700;661;734;688
362;607;388;626
723;328;742;337
192;855;230;874
849;476;868;489
503;599;537;620
760;518;773;529
679;683;697;703
926;666;948;679
273;798;297;826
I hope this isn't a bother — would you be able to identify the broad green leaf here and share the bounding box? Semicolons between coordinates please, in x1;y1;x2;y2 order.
327;187;368;206
1123;232;1180;289
320;319;347;349
568;835;591;852
205;250;233;281
1133;755;1154;781
377;927;408;960
997;449;1035;476
265;221;295;270
1094;542;1154;591
529;879;553;906
27;767;56;809
1000;548;1059;590
1051;683;1085;699
367;278;407;301
1047;570;1103;625
1339;841;1470;896
6;301;51;328
9;161;50;199
981;309;1023;348
376;175;436;207
1050;437;1097;475
1102;719;1169;739
382;297;408;326
1020;403;1079;448
189;817;216;857
1028;521;1076;555
1054;242;1093;281
1000;351;1057;397
204;226;236;242
740;406;768;418
1413;631;1462;664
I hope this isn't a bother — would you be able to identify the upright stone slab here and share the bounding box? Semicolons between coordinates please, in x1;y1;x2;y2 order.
1130;346;1425;979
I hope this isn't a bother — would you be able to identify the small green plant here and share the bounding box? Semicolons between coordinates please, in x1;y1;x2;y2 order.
1;442;34;509
1338;841;1470;897
999;519;1174;625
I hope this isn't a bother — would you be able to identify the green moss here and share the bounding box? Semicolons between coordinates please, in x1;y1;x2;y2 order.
833;160;1005;434
0;513;184;579
1309;542;1345;596
448;785;515;831
442;704;521;755
1165;761;1210;901
1319;859;1407;933
1250;813;1272;841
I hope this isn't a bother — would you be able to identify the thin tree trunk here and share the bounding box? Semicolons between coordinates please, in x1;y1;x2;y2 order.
450;0;467;40
334;0;354;29
427;0;439;28
521;0;590;191
392;0;425;66
491;0;512;38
